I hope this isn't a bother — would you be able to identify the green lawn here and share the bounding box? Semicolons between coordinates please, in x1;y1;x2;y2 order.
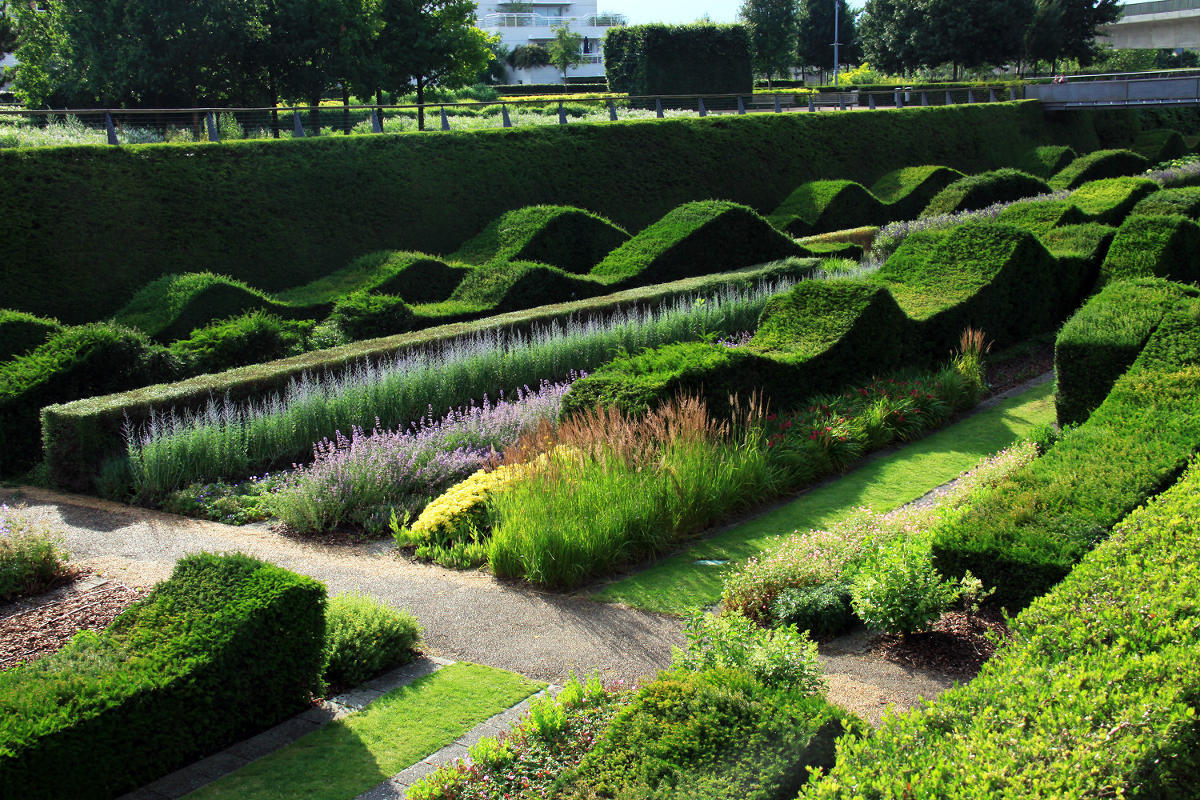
592;380;1056;614
186;662;544;800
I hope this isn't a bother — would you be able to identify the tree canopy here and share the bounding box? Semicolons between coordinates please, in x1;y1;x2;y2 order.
739;0;800;82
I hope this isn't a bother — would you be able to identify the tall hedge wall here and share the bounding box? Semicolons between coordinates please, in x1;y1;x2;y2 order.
603;24;752;96
0;103;1102;324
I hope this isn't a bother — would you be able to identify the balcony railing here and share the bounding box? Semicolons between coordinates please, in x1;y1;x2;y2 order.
481;12;627;28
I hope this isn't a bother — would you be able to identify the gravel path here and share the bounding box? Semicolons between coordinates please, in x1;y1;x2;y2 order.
1;484;959;723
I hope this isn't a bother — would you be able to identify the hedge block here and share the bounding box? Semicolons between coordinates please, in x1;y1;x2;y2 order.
603;24;752;95
1100;213;1200;286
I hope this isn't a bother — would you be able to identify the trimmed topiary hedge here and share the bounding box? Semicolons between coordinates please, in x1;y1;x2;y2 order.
994;199;1088;235
930;291;1200;609
1036;223;1115;291
0;103;1106;324
1019;144;1077;177
1099;213;1200;286
768;180;885;237
1067;176;1158;225
869;165;966;219
0;552;326;800
0;311;62;363
1049;148;1151;190
1131;185;1200;219
0;324;178;475
447;260;607;313
277;251;472;306
450;205;630;274
604;24;753;96
1131;127;1188;163
591;201;807;285
1053;277;1197;426
919;169;1051;217
169;311;314;376
801;455;1200;798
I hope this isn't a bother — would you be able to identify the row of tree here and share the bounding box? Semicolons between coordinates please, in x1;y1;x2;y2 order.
7;0;494;118
738;0;1122;82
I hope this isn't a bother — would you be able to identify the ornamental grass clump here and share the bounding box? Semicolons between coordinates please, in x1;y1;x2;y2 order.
266;380;571;535
487;395;779;589
0;505;69;601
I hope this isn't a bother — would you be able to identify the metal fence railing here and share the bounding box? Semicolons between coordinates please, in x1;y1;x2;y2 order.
0;87;1024;148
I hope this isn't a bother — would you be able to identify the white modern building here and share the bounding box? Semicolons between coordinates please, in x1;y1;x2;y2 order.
1102;0;1200;50
476;1;626;83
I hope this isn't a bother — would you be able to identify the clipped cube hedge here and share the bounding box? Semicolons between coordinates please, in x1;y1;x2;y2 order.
0;552;326;800
1099;213;1200;286
1054;277;1198;426
931;291;1200;609
801;455;1200;798
603;23;753;95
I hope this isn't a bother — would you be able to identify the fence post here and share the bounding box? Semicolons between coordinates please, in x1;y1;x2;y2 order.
656;98;664;118
839;95;846;111
608;99;618;121
989;88;998;103
206;111;219;142
921;92;929;106
808;94;815;112
737;95;746;114
894;90;903;108
371;109;383;133
1010;86;1018;101
967;89;974;104
869;93;876;110
292;108;305;137
502;103;512;128
945;90;953;106
558;101;567;125
440;107;450;131
698;97;707;117
775;94;783;113
104;112;119;146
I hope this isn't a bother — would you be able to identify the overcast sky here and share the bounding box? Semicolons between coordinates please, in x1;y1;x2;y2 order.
598;0;865;26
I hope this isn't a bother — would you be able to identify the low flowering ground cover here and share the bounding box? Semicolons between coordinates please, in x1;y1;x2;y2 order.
265;380;572;535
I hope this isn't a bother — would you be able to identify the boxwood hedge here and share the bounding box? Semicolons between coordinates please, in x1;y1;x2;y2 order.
801;454;1200;798
1018;144;1077;177
1067;175;1158;225
767;180;885;237
931;291;1200;609
993;198;1087;235
0;552;326;800
1131;185;1200;219
1048;148;1151;190
919;169;1051;217
0;103;1107;324
450;205;630;274
0;311;61;363
1099;213;1200;286
1053;277;1198;426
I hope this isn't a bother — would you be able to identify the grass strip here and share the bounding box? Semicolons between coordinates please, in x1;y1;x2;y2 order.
592;380;1055;615
185;662;544;800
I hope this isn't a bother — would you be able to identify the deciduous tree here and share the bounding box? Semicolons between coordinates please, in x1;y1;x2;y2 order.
739;0;799;84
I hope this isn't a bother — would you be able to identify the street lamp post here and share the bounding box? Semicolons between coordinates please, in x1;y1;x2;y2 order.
832;0;841;87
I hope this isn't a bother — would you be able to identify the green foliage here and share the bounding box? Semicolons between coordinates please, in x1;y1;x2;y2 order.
276;251;471;306
1053;277;1197;426
1036;222;1115;274
0;310;62;363
801;457;1200;798
450;205;630;274
323;592;421;688
994;198;1087;235
674;609;825;693
603;23;753;95
1067;175;1158;224
591;200;807;285
768;180;886;237
169;312;313;375
447;261;605;313
328;291;416;340
931;293;1200;609
1049;148;1151;190
0;509;68;601
1018;144;1077;177
1100;213;1200;286
1;323;178;475
0;552;326;799
741;0;801;81
0;104;1102;324
115;272;309;343
561;667;863;800
868;164;965;218
920;169;1051;217
769;583;856;639
1131;128;1188;163
546;23;585;79
849;536;960;635
1131;186;1200;219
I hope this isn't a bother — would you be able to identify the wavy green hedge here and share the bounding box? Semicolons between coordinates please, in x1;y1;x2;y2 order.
920;169;1050;217
0;552;326;800
0;103;1106;324
0;311;61;363
1100;213;1200;286
450;205;630;274
802;453;1200;798
994;198;1087;235
1132;185;1200;218
1131;127;1188;163
930;291;1200;609
1049;148;1151;190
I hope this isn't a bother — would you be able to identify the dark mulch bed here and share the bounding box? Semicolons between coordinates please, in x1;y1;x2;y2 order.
871;606;1010;679
0;571;148;671
987;341;1055;396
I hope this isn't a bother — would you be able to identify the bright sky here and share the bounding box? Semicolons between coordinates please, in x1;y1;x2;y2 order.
599;0;864;25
